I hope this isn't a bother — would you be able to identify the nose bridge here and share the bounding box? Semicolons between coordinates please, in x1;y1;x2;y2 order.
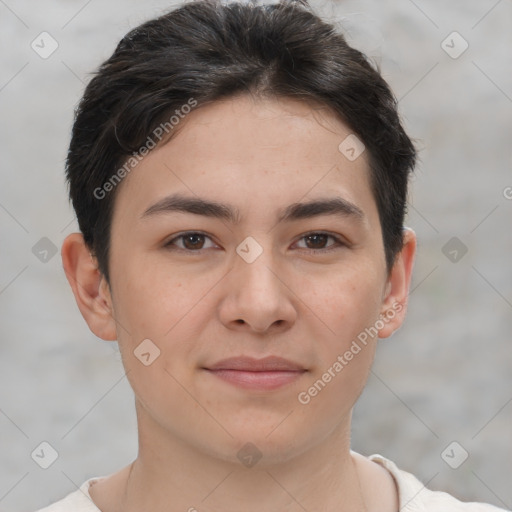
219;235;295;332
234;235;281;298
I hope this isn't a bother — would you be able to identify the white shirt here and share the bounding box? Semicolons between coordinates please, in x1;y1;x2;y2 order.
35;454;507;511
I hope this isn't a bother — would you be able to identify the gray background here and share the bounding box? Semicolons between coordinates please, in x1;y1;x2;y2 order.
0;0;511;510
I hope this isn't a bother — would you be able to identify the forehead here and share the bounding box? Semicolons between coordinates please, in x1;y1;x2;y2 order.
112;94;378;229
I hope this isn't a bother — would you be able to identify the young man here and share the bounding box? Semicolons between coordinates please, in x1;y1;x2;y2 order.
38;0;505;510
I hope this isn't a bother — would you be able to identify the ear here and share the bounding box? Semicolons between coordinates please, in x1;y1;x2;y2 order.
377;227;417;338
61;233;117;341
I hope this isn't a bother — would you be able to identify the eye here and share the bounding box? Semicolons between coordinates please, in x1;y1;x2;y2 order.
164;232;218;252
293;232;346;252
164;231;346;254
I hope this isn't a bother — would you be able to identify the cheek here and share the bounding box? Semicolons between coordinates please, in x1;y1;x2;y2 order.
109;256;213;394
110;253;205;341
297;284;380;421
309;264;384;342
296;267;382;404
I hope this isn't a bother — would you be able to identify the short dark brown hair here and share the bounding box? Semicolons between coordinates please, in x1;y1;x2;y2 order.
66;0;416;282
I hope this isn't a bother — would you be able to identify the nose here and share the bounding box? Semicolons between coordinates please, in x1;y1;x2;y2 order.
217;245;297;334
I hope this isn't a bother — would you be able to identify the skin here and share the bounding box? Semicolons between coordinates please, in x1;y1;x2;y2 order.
62;93;416;512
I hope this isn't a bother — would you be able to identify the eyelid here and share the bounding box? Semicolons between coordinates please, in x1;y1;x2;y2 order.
164;231;219;251
292;231;347;252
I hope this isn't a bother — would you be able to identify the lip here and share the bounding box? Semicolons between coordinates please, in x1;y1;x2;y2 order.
206;356;305;372
203;356;307;391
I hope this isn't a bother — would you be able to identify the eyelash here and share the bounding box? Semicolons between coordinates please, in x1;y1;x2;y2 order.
164;231;346;254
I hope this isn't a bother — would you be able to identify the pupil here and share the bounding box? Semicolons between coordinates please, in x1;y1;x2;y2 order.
307;234;327;249
185;234;203;249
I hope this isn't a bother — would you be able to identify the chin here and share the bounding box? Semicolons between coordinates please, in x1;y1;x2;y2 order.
213;422;314;468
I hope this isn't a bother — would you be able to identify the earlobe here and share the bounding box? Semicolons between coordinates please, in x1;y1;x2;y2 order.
61;233;117;341
378;227;417;339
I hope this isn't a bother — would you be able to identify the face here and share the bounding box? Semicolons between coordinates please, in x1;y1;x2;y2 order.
76;94;412;466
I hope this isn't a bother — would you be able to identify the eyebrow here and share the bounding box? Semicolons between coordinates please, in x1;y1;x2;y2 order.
141;193;365;224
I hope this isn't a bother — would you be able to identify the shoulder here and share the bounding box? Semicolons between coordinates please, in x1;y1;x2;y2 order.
369;454;508;512
34;477;102;512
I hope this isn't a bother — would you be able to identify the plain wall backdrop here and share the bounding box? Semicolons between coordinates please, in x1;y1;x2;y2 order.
0;0;511;510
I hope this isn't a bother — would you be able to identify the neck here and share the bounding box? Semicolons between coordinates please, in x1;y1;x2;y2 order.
114;401;367;512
